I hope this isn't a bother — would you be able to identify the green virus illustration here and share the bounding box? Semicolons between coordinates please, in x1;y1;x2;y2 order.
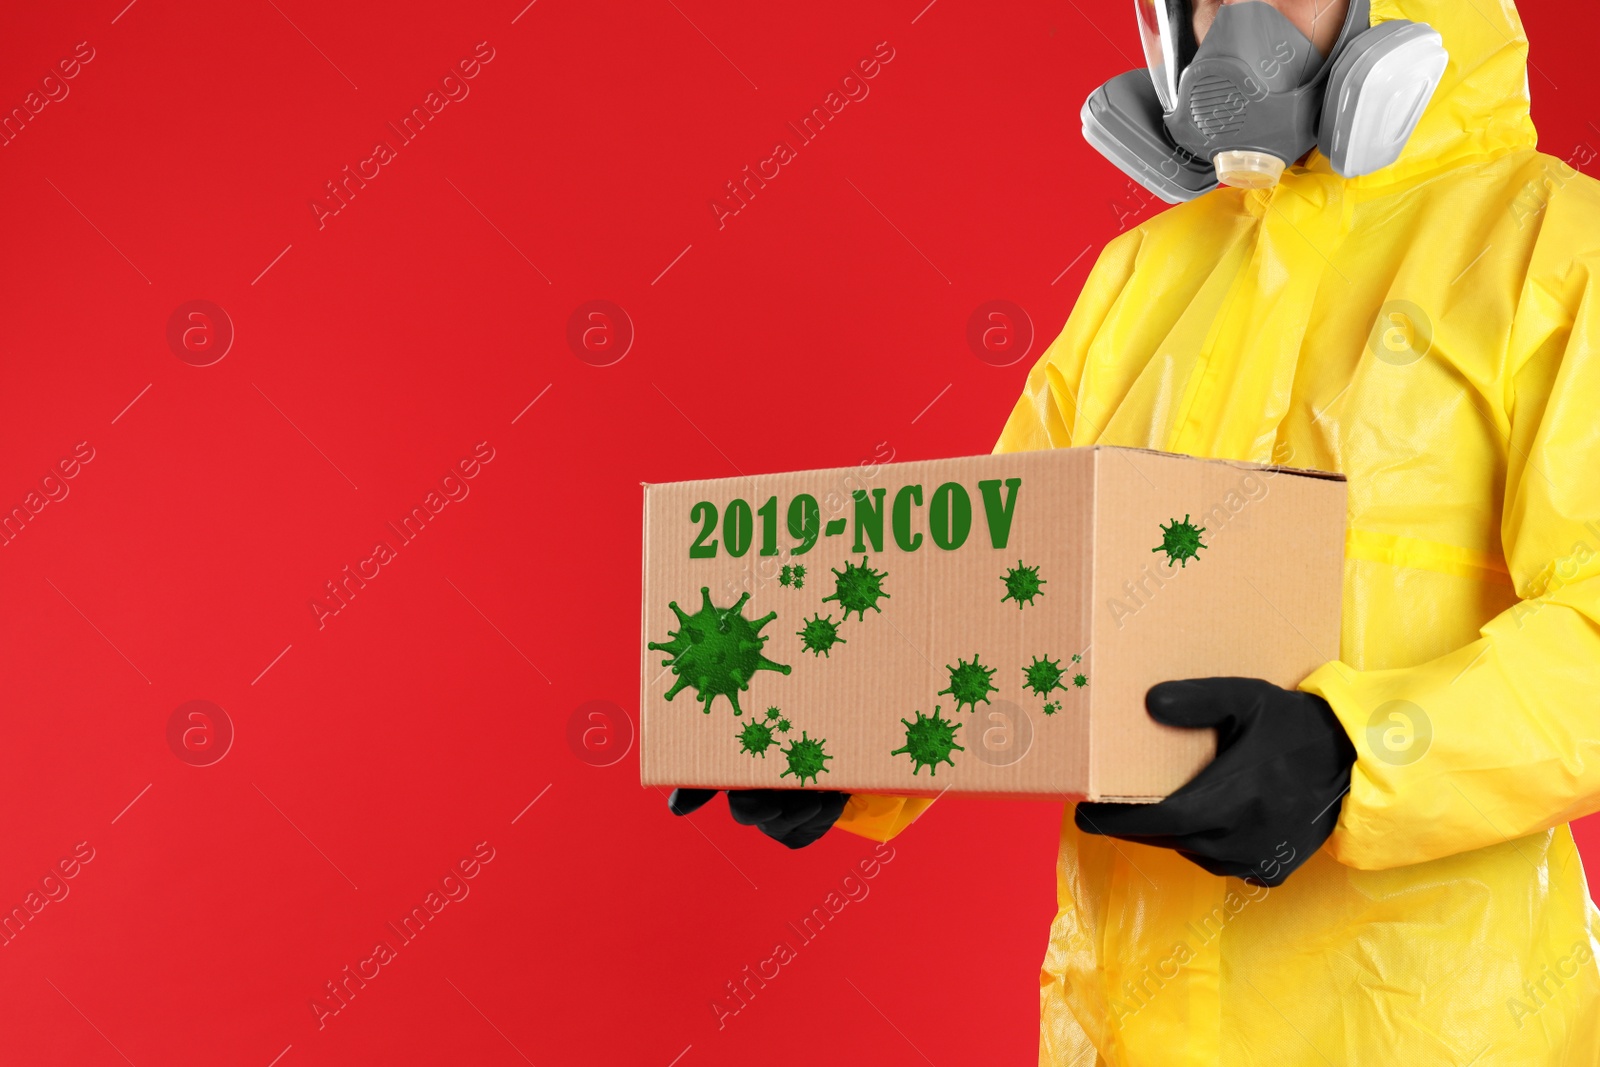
736;719;777;757
796;613;847;658
891;706;965;776
1000;560;1047;610
779;731;833;786
1043;701;1061;716
791;564;807;588
1153;515;1208;568
1022;655;1068;699
779;565;794;587
938;654;999;713
736;708;789;757
649;588;792;717
821;556;891;621
1072;654;1082;663
1073;673;1089;689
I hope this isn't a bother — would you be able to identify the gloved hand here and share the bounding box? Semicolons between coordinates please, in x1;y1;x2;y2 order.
1075;678;1356;887
668;788;848;849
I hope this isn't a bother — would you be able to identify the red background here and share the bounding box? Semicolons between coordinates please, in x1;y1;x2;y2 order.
1;1;1596;1064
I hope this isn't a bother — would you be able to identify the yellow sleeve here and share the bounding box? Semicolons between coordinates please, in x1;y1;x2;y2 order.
1303;236;1600;870
835;234;1143;843
832;795;937;842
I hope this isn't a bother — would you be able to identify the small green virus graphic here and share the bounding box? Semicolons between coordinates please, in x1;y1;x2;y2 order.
736;719;777;757
796;613;847;657
1073;673;1089;689
779;731;833;786
792;564;807;587
938;654;999;713
1072;654;1082;663
1153;515;1208;568
891;706;965;776
779;565;794;587
1000;560;1047;609
821;556;891;621
1022;655;1068;699
737;707;789;757
1043;701;1061;716
649;588;792;717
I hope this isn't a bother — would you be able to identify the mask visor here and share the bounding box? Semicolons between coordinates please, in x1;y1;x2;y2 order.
1135;0;1196;111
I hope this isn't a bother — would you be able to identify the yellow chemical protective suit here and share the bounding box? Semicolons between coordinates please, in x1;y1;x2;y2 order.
836;1;1600;1062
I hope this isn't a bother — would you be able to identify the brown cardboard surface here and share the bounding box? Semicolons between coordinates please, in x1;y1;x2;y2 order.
639;446;1345;801
1084;449;1346;800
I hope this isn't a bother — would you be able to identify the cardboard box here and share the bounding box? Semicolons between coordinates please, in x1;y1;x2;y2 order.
639;446;1345;801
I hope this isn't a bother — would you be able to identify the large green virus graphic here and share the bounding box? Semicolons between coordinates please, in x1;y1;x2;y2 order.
938;654;999;713
796;613;847;658
821;556;891;621
1153;515;1208;568
649;588;791;717
1000;560;1046;609
1022;655;1068;699
735;708;791;757
891;706;964;776
779;731;833;786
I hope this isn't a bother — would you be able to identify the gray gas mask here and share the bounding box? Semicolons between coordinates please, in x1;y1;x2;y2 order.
1082;0;1448;202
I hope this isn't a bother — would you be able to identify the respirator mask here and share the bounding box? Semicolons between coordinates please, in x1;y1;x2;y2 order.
1081;0;1448;202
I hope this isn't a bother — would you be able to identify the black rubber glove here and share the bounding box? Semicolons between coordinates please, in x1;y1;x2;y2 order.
1074;678;1355;887
668;788;848;850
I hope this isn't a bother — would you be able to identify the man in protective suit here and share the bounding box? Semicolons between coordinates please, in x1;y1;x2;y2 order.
672;0;1600;1061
